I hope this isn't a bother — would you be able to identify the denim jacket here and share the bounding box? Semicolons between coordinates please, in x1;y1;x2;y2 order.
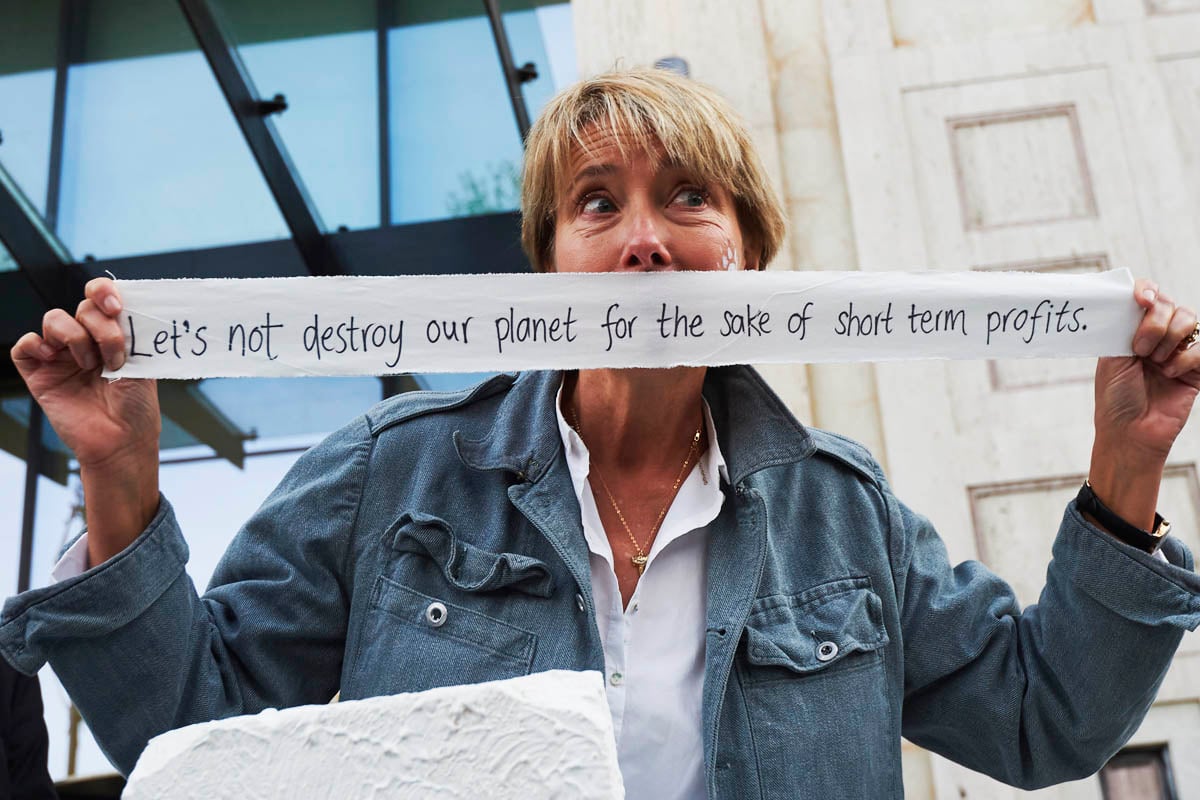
3;367;1199;799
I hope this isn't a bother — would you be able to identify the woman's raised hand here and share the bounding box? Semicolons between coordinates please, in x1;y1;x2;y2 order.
10;277;161;565
1089;278;1199;531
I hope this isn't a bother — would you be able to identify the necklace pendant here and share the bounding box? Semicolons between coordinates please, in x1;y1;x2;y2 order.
631;554;648;575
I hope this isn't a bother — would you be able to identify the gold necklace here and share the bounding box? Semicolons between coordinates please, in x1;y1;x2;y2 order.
570;406;702;576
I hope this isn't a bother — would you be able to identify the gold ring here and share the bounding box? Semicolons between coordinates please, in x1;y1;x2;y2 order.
1184;321;1200;351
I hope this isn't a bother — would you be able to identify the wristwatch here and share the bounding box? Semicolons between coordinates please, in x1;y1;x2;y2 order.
1075;481;1171;554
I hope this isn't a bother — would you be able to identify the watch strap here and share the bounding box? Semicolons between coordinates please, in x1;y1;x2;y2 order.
1075;481;1170;554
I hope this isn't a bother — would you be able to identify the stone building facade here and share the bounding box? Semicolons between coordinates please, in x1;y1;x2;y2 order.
571;1;1200;796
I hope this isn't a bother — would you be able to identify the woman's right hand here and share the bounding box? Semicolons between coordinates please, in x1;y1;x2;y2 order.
10;277;162;565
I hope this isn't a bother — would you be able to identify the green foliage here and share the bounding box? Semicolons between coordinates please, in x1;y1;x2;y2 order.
446;160;521;216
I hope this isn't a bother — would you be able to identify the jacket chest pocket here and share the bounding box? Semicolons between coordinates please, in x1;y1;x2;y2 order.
741;576;889;684
350;511;549;696
737;577;897;800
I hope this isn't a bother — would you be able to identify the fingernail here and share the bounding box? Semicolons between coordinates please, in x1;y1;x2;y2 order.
1134;337;1153;356
103;296;121;314
1142;289;1156;302
82;353;97;371
38;344;55;359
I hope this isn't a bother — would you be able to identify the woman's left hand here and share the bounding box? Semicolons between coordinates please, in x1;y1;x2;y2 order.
1088;278;1199;530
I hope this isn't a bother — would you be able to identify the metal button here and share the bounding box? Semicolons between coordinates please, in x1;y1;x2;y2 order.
424;601;448;627
575;593;586;612
609;671;623;686
816;641;838;662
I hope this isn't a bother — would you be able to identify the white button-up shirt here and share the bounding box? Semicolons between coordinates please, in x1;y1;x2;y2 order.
554;385;728;800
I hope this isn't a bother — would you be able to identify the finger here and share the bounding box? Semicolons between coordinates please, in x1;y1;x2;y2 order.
1150;306;1197;363
1162;322;1200;378
1133;278;1159;310
1132;294;1174;357
77;298;127;370
1161;344;1200;383
42;308;99;372
10;332;58;375
84;277;123;317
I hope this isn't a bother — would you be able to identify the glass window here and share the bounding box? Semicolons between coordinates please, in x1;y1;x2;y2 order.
220;0;381;232
196;376;383;439
388;13;522;224
1101;746;1176;800
0;240;17;272
0;0;57;219
511;3;577;119
388;1;575;225
531;3;577;93
56;1;288;260
238;33;380;231
0;69;55;219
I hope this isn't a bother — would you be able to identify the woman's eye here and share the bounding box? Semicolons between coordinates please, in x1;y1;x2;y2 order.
671;188;708;208
581;196;615;214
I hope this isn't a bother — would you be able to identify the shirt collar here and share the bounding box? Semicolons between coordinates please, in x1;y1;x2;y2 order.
552;379;729;566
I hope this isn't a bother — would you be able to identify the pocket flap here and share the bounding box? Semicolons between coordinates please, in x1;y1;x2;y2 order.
388;511;556;598
745;577;888;674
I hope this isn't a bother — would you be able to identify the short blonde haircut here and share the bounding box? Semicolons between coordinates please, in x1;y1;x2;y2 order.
520;68;787;273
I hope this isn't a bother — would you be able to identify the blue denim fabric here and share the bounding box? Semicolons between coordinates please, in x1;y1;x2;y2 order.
2;367;1199;798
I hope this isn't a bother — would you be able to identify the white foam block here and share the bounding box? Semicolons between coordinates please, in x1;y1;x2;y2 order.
123;670;623;799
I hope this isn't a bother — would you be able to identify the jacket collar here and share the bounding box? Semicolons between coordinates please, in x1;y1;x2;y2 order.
453;367;815;485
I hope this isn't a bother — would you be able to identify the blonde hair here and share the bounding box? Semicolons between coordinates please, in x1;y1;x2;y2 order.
520;67;787;273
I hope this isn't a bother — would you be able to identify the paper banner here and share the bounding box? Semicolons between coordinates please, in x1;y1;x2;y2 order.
103;269;1140;379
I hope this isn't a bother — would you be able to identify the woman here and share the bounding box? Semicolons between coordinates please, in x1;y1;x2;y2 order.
3;69;1200;799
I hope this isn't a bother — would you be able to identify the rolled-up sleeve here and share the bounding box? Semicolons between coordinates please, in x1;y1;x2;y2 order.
0;414;373;776
896;493;1200;790
1;498;190;675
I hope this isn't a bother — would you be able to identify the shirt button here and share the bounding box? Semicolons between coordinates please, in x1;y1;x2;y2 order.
816;641;838;662
575;593;586;612
609;671;623;687
630;602;639;614
424;601;448;628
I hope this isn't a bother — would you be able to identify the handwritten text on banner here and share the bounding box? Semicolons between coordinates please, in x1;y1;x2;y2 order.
104;270;1141;379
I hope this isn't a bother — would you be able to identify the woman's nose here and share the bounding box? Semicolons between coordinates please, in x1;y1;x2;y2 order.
619;210;673;271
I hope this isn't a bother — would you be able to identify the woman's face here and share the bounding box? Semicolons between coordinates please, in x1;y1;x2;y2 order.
551;126;758;274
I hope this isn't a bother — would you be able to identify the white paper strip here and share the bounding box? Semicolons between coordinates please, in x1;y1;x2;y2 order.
104;269;1140;379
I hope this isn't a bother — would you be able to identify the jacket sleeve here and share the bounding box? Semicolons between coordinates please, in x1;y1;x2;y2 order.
0;415;374;777
893;489;1200;790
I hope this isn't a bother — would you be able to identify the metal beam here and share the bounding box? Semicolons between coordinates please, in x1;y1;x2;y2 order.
85;211;528;279
18;399;43;592
157;380;250;468
177;0;343;276
44;0;85;232
483;0;537;141
376;0;392;227
0;160;82;310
